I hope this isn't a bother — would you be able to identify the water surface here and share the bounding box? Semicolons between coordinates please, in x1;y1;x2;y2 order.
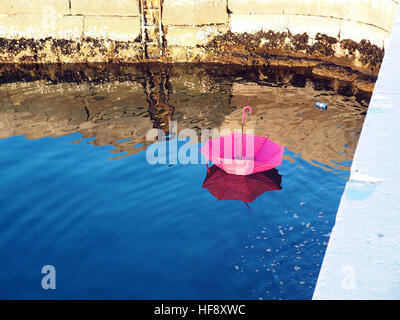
0;64;369;299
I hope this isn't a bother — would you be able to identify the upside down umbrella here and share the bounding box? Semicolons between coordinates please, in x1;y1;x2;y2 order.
202;165;282;204
200;106;285;176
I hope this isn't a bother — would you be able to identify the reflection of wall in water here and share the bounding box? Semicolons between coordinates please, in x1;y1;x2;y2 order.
0;64;234;159
0;81;153;159
0;64;368;166
143;66;174;134
221;82;366;170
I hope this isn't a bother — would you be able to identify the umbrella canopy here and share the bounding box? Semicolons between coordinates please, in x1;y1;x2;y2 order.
202;165;282;203
200;131;284;175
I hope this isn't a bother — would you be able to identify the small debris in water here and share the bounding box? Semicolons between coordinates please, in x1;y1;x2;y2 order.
315;102;328;110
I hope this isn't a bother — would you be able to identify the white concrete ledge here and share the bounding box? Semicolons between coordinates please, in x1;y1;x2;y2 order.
313;4;400;300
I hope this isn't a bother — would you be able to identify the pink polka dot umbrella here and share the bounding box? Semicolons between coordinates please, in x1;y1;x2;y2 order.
200;106;285;176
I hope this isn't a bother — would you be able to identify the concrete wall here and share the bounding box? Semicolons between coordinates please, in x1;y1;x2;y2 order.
0;0;396;45
164;0;229;46
0;0;140;41
161;0;399;48
228;0;398;47
0;0;398;69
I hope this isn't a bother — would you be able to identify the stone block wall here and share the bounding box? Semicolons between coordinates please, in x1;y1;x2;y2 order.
0;0;398;73
0;0;397;45
0;0;141;41
228;0;399;47
163;0;229;47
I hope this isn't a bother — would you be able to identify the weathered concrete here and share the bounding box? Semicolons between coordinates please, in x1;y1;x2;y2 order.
71;0;140;16
163;0;228;26
11;0;70;15
83;16;141;42
0;14;84;40
0;0;398;76
0;0;140;41
229;0;398;33
313;4;400;300
166;25;228;46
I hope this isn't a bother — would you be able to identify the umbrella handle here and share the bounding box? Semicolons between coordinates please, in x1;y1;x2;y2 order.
241;106;252;138
241;106;252;125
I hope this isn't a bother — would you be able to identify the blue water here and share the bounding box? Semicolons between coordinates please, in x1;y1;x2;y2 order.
0;64;368;299
0;133;350;299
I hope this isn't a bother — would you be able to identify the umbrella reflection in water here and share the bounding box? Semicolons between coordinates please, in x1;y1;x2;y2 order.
202;165;282;210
